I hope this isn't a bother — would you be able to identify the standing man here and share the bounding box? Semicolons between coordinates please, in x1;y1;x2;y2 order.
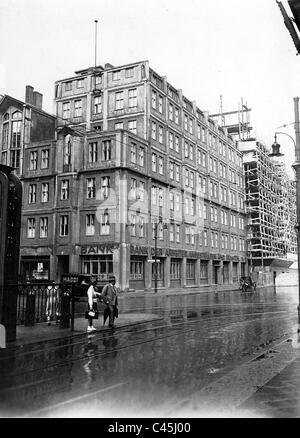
101;276;118;328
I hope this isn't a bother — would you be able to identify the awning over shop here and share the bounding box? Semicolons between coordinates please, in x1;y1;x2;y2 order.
269;258;294;271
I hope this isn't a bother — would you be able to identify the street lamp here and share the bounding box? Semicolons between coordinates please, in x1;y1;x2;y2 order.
269;99;300;328
152;208;168;294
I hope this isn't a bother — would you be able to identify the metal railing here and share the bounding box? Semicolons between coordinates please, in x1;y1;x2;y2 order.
15;283;75;329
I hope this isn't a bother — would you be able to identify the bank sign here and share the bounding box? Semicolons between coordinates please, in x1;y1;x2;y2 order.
81;243;119;254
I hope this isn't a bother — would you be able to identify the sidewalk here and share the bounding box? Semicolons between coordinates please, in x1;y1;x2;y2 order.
239;352;300;417
167;330;300;418
7;312;163;349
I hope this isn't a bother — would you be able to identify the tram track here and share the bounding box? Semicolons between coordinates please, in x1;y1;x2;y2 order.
0;306;293;363
0;308;295;392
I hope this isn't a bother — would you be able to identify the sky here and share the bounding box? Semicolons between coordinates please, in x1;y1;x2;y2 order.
1;0;300;174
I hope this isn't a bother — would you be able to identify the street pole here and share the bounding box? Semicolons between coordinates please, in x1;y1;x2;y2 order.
293;97;300;328
154;221;158;294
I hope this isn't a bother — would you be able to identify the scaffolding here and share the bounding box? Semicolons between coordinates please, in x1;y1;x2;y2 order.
209;97;252;140
240;139;297;269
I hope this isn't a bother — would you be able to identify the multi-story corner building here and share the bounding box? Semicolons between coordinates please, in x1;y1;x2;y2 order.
0;61;248;291
238;138;297;285
50;60;248;291
0;87;56;281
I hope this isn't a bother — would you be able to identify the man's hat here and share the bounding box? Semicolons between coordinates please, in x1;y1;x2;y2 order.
108;275;116;281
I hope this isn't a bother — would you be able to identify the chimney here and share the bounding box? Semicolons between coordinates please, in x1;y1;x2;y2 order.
25;85;34;105
33;91;43;110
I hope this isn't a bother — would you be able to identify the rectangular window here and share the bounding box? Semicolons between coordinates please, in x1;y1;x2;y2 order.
27;218;36;238
112;71;120;81
86;214;95;235
158;95;163;113
152;186;157;205
131;178;137;199
184;142;189;158
28;184;37;204
62;102;70;119
151;121;157;140
64;137;72;165
186;259;196;279
100;209;110;235
169;132;174;149
128;120;137;134
41;183;49;203
88;142;98;163
61;180;69;200
102;140;111;161
129;89;137;108
175;136;180;153
130;214;136;237
158;156;164;175
100;176;110;199
189;145;193;161
2;123;9;149
77;79;83;88
74;100;82;117
131;143;137;163
158;126;163;144
169;103;174;121
87;178;96;199
29;151;38;170
151;90;157;109
138;147;144;166
40;217;48;238
115;122;123;130
169;161;174;179
138;181;145;201
115;91;124;110
184;114;188;131
175;164;180;182
169;223;174;242
176;224;180;243
94;96;102;114
65;81;72;91
175;107;179;124
60;215;69;236
125;67;134;78
41;149;49;169
2;153;7;169
152;153;157;172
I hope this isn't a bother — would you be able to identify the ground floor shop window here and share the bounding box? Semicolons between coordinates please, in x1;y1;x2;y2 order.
20;257;50;281
186;259;196;283
200;260;208;284
223;261;230;284
81;255;113;281
170;258;181;280
152;258;164;282
130;256;145;280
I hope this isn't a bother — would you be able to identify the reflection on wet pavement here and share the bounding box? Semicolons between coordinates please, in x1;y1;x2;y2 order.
0;286;298;417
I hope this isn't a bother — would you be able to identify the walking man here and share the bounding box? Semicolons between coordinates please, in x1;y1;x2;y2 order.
101;276;118;328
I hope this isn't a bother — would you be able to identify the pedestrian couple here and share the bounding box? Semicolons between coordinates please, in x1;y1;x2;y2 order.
87;275;119;333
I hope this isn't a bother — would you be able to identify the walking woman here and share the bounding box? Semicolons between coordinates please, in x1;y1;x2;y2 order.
86;279;101;332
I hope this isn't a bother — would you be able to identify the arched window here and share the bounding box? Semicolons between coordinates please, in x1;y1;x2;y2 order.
3;113;9;121
12;111;22;119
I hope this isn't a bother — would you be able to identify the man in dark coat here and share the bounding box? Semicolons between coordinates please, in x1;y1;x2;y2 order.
102;276;118;328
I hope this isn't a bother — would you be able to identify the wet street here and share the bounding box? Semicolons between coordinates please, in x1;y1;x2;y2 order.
0;286;299;417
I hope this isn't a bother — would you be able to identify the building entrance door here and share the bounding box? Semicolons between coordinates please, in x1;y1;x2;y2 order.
213;266;219;284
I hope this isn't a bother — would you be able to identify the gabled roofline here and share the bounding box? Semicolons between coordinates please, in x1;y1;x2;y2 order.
0;94;56;120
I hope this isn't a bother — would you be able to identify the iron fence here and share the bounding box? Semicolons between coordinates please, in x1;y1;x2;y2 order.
15;283;75;329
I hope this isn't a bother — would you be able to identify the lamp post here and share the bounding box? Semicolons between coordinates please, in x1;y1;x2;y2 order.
153;207;168;294
293;97;300;328
270;98;300;328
